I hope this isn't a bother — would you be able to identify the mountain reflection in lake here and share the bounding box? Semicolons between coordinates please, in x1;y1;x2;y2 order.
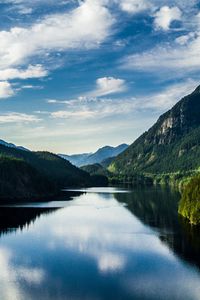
0;187;199;300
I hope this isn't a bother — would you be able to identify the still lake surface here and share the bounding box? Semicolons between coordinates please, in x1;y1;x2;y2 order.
0;187;200;300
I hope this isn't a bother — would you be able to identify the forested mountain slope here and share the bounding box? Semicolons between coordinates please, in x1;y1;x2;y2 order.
110;86;200;175
0;144;92;200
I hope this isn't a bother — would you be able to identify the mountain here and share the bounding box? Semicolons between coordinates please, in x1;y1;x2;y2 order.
0;156;56;200
0;143;99;200
59;153;92;167
110;86;200;176
87;144;129;165
59;144;129;167
0;139;29;151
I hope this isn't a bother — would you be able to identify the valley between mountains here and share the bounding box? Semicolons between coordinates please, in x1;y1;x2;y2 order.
1;86;200;224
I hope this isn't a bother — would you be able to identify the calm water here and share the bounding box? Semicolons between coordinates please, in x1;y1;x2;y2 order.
0;187;200;300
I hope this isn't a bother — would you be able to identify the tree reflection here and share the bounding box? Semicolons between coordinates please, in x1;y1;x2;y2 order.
114;187;200;269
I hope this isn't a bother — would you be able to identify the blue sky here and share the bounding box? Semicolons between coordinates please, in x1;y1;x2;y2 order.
0;0;200;154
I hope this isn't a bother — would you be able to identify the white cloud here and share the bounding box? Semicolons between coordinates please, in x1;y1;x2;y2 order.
110;0;200;82
47;99;60;104
154;0;198;11
50;97;135;120
0;0;114;69
117;0;151;14
46;191;200;300
0;65;48;80
50;79;198;120
0;0;50;4
141;79;198;110
0;81;14;98
0;0;70;14
0;112;40;123
122;16;200;77
90;77;127;97
17;6;33;14
113;0;196;16
51;109;96;119
22;85;43;90
154;6;182;31
175;32;196;45
48;77;127;102
98;252;126;273
17;267;45;284
0;247;45;300
121;7;200;77
0;0;114;99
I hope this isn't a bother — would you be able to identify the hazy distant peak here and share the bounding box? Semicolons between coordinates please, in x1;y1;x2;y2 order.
59;144;129;167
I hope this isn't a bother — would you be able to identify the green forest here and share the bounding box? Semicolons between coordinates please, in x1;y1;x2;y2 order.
179;176;200;225
0;144;107;200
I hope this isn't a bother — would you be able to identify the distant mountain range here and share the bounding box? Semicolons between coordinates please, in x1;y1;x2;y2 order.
0;139;29;152
59;144;129;167
110;85;200;175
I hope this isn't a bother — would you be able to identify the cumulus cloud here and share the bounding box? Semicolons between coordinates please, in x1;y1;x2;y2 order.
90;77;127;97
0;81;14;98
49;77;127;102
154;6;182;31
117;0;151;14
0;65;48;81
120;2;200;77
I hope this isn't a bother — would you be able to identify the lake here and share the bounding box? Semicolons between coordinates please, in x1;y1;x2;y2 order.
0;187;200;300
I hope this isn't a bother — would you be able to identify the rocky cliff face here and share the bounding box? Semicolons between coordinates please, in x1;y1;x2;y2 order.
110;86;200;174
147;87;200;146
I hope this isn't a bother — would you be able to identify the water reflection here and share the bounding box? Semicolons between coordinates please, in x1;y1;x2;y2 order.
114;187;200;269
0;207;57;236
0;188;199;300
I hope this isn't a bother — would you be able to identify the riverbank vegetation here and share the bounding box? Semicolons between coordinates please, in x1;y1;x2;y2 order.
178;176;200;225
